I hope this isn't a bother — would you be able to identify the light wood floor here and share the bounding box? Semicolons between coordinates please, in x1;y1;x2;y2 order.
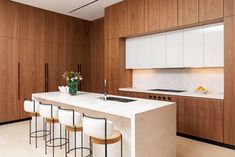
0;121;235;157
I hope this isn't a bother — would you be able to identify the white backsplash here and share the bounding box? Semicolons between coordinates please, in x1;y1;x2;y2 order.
132;68;224;94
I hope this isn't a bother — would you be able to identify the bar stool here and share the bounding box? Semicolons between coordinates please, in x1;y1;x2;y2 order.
83;114;123;157
58;107;90;157
24;99;50;148
39;102;64;157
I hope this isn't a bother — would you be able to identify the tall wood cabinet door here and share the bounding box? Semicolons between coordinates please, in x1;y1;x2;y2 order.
105;4;119;39
224;16;235;145
199;0;223;22
178;0;199;26
224;0;235;17
0;0;19;38
145;0;160;32
19;5;47;41
159;0;178;30
128;0;145;35
0;37;20;122
46;43;67;91
118;1;130;37
20;40;46;117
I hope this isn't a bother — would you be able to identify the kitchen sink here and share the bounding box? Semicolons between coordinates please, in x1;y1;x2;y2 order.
99;96;137;103
148;89;187;93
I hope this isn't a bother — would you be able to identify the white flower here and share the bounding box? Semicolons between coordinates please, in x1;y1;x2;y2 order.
75;76;78;80
71;77;75;81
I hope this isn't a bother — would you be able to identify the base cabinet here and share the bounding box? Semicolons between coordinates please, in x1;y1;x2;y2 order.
177;97;224;142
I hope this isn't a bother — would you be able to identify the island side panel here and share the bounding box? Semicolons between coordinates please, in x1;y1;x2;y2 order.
135;103;176;157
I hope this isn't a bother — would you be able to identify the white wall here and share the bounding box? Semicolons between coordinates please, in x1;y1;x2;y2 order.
132;68;224;94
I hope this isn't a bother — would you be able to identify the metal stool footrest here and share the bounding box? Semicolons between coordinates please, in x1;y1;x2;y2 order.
67;147;91;157
30;130;50;138
46;137;69;148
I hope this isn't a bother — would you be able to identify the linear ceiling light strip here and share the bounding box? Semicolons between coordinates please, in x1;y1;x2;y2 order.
69;0;98;13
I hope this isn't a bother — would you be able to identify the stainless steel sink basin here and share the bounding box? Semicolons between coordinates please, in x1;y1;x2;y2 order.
99;96;137;103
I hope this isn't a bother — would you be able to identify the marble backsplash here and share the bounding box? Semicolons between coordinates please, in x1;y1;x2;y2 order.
132;68;224;94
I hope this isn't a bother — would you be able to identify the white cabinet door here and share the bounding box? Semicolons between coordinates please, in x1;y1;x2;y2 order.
151;33;166;68
166;30;184;68
184;26;204;67
204;23;224;67
126;36;151;69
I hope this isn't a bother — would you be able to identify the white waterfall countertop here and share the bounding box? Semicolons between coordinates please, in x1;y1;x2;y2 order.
32;91;174;119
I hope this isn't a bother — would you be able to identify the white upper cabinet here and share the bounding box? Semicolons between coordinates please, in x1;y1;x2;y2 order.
125;22;224;69
166;30;184;68
126;36;151;69
204;23;224;67
184;26;204;67
151;33;166;68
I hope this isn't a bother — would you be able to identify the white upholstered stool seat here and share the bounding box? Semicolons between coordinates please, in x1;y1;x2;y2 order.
83;114;123;157
24;100;40;115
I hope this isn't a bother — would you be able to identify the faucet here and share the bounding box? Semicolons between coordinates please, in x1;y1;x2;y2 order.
104;80;107;101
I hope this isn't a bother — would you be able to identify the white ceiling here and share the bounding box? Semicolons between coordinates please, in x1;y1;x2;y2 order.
11;0;123;21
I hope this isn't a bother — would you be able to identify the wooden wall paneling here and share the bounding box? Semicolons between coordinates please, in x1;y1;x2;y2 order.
20;39;46;117
0;0;19;38
224;0;235;17
199;0;223;22
145;0;160;32
105;4;119;39
67;17;91;46
118;1;130;37
46;12;67;44
128;0;145;35
0;37;20;122
224;16;235;145
90;18;105;93
119;39;132;88
19;5;47;41
159;0;178;30
178;0;199;26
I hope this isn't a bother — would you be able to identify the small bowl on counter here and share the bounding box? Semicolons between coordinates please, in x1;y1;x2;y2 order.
58;86;69;94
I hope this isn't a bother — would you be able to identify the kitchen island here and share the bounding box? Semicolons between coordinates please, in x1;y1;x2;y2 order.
32;91;176;157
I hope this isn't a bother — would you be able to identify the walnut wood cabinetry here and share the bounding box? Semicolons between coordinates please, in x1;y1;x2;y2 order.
178;0;199;26
159;0;178;30
128;0;145;35
177;97;224;142
199;0;224;22
145;0;160;32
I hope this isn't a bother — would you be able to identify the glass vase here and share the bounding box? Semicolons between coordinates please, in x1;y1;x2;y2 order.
67;81;79;95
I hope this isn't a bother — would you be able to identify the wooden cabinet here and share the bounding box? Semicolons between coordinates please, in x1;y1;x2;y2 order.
0;0;19;38
20;40;46;105
118;1;130;37
0;37;21;122
204;23;224;67
47;12;67;44
105;4;119;39
224;16;235;145
159;0;178;30
183;26;204;67
166;30;184;67
224;0;235;17
178;0;199;26
199;0;223;22
145;0;160;32
19;5;47;41
177;97;224;142
128;0;145;35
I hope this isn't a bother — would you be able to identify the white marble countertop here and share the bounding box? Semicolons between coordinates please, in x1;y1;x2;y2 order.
32;91;175;118
119;87;224;100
